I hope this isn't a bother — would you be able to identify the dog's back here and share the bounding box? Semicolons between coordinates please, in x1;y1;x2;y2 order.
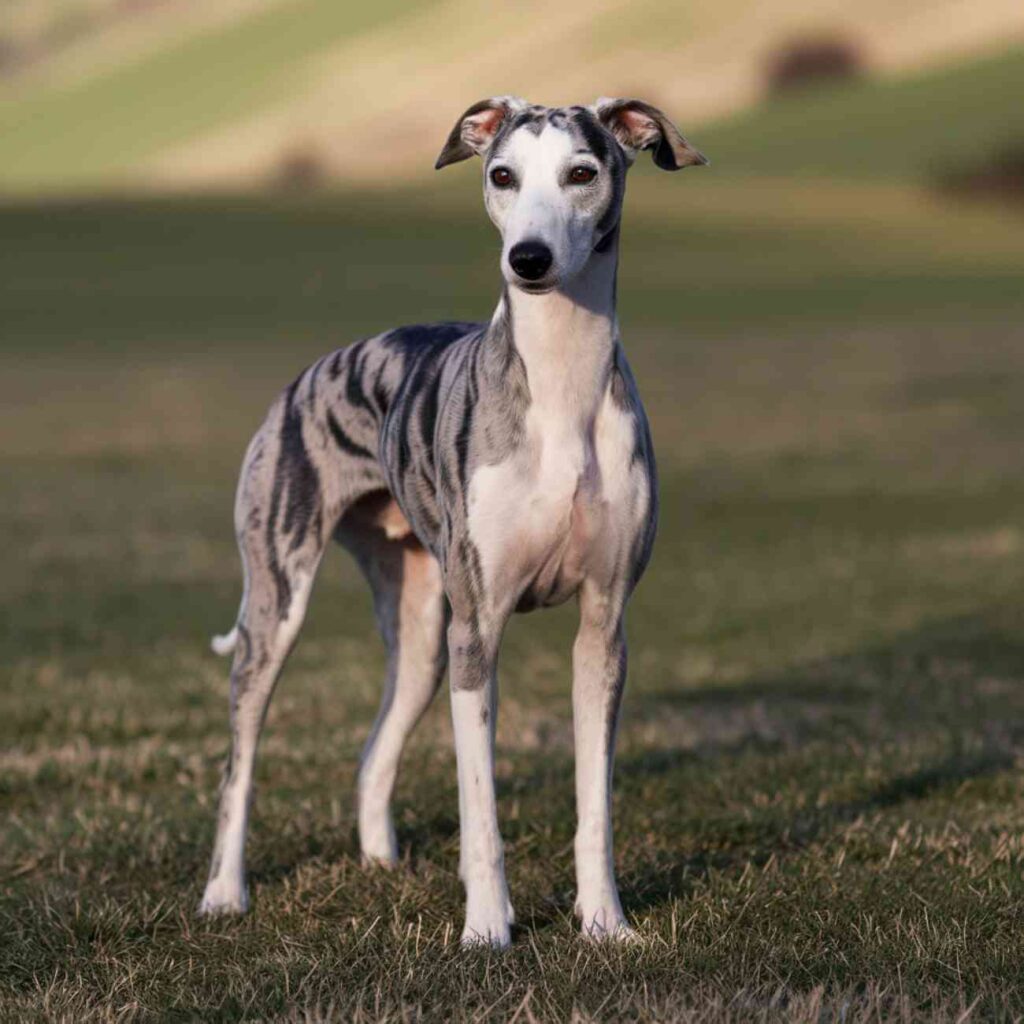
234;321;477;609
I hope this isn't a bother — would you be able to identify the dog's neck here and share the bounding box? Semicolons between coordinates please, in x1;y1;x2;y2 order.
492;244;618;433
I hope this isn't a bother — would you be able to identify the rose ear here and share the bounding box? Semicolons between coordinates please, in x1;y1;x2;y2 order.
593;98;708;170
435;96;529;170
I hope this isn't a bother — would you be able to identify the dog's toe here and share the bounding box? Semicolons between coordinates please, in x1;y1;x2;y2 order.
460;916;511;950
460;928;511;950
578;906;637;943
198;880;249;917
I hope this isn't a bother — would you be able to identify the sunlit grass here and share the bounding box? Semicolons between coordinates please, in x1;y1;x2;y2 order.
696;44;1024;181
0;0;436;190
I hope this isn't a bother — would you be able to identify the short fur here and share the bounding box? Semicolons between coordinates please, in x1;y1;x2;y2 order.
199;97;706;947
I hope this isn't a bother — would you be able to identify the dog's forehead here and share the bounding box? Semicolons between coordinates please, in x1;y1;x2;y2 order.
491;106;611;164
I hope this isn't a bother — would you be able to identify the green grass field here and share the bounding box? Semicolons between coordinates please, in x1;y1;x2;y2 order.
2;171;1024;1020
697;45;1024;181
0;0;436;190
4;33;1024;1016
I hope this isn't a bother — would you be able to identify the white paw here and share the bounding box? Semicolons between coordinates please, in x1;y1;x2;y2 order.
361;849;400;869
460;917;512;949
198;878;249;916
577;905;637;942
460;886;514;949
359;813;398;867
588;921;640;943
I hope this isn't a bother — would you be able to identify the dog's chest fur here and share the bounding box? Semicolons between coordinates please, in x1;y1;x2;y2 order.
295;313;656;620
466;371;645;612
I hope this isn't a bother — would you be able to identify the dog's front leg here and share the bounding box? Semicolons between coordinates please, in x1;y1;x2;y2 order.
448;614;513;948
572;580;635;940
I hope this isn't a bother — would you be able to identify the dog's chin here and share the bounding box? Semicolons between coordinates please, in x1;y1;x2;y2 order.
510;278;558;295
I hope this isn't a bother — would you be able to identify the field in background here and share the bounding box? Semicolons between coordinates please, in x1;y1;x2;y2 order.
697;45;1024;181
2;167;1024;1016
3;9;1024;1017
1;0;1023;190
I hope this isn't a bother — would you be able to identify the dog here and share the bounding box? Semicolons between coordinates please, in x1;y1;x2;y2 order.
198;97;706;947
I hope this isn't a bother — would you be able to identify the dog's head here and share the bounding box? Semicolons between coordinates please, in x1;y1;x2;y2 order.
436;98;706;295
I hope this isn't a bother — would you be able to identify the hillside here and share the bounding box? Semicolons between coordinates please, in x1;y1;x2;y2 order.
0;0;1022;192
697;44;1024;181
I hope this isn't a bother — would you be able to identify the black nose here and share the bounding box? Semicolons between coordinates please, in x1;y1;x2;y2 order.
508;241;553;282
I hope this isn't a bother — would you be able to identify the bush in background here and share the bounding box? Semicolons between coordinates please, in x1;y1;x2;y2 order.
765;36;865;96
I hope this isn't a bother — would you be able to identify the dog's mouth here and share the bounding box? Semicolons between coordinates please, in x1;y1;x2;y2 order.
512;278;557;295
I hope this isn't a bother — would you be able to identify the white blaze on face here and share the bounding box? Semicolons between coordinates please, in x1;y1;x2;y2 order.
485;124;611;288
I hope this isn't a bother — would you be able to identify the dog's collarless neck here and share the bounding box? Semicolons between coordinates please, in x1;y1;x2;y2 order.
493;254;618;425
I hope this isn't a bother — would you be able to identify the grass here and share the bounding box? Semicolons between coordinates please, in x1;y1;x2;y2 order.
2;174;1024;1020
2;170;1023;355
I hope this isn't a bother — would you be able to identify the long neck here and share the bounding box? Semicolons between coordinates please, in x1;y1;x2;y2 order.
494;245;619;432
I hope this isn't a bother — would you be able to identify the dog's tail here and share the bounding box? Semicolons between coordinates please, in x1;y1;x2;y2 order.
211;626;238;657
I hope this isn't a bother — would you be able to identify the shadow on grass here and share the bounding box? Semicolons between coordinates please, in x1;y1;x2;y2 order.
629;609;1024;752
611;747;1015;925
233;610;1024;927
542;611;1023;929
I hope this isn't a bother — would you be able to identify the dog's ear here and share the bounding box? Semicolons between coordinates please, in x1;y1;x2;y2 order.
593;98;707;171
435;96;528;169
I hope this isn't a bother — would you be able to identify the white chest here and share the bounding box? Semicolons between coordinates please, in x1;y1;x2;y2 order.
465;388;644;613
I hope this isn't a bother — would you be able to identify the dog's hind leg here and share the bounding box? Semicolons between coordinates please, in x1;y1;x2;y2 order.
199;563;317;915
200;389;336;916
338;496;448;866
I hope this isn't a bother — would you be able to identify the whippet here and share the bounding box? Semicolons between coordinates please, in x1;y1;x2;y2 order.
198;97;706;947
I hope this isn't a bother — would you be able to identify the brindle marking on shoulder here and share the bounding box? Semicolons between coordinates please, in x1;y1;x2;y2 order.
327;409;375;460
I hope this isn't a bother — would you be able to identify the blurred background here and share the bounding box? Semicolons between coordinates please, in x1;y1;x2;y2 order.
3;3;1024;1016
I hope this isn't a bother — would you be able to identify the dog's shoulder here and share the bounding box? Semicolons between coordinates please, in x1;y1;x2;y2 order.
374;321;483;358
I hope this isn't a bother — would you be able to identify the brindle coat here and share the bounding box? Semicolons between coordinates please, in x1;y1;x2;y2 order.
199;97;706;947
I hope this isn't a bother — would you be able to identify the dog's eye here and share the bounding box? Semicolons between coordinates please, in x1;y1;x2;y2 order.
568;165;597;185
490;167;514;188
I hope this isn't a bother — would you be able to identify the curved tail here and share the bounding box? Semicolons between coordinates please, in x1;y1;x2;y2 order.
211;626;238;657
